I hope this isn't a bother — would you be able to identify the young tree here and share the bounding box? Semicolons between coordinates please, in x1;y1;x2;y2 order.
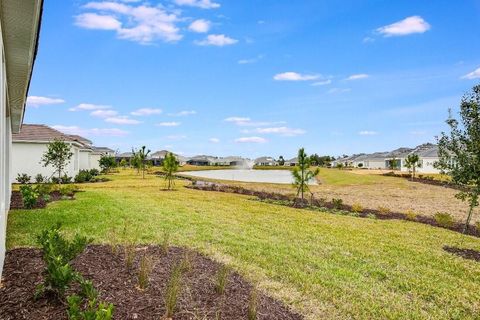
388;156;398;171
278;155;285;166
119;158;128;169
404;153;420;180
291;148;320;201
99;155;116;174
41;139;73;184
163;152;179;190
436;85;480;233
132;146;151;179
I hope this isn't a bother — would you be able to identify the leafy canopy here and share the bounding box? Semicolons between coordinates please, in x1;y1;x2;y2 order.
41;139;73;181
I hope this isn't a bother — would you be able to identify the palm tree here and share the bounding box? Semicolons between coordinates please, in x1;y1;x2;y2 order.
132;146;151;179
404;153;420;180
292;148;320;201
163;152;179;190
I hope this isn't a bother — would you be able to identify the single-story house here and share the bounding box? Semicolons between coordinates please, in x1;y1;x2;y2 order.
150;150;187;166
11;124;96;181
90;147;115;170
187;155;216;166
0;0;43;279
116;152;134;164
254;156;277;166
400;143;440;174
285;157;299;166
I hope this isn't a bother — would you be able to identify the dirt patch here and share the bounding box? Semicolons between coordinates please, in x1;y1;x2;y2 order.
0;245;302;320
443;246;480;262
9;190;75;210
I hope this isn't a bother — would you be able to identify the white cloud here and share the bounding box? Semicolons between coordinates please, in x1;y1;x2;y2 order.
224;116;285;127
75;13;121;30
26;96;65;108
273;72;319;81
346;74;369;80
195;34;238;46
52;125;129;137
174;0;220;9
131;108;162;116
235;136;267;143
254;127;306;137
461;67;480;80
156;122;181;127
188;19;211;33
328;88;351;94
209;137;220;143
377;16;430;37
311;79;332;86
358;130;378;136
169;110;197;116
69;103;112;111
105;116;142;125
238;54;265;64
363;36;375;43
76;2;182;44
90;109;118;118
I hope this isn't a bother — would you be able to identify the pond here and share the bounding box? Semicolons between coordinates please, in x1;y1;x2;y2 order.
180;169;318;185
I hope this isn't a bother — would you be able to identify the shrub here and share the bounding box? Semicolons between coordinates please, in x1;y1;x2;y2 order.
89;169;100;177
61;174;72;184
405;209;418;221
351;203;363;213
20;185;39;209
17;173;31;184
248;289;258;320
59;184;78;197
35;183;53;197
35;224;91;298
377;206;391;215
214;265;230;295
164;260;184;318
67;278;114;320
138;254;153;290
74;170;92;183
366;213;376;219
35;174;48;184
331;198;343;209
434;212;454;228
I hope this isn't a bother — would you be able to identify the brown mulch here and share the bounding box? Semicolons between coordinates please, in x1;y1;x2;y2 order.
187;181;480;238
443;246;480;262
9;190;74;210
0;245;303;320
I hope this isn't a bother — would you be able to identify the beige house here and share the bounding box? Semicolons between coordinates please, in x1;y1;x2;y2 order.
0;0;43;279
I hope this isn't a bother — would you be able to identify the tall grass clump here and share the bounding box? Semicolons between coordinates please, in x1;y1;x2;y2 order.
138;254;154;290
434;212;454;228
164;260;185;318
248;288;258;320
214;265;230;295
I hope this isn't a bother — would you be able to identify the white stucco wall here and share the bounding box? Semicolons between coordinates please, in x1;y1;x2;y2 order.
90;154;102;170
79;150;91;171
0;36;8;278
364;159;387;169
11;142;80;182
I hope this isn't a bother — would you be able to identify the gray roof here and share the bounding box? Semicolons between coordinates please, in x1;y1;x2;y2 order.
255;156;276;163
117;152;134;158
92;147;115;154
413;144;439;158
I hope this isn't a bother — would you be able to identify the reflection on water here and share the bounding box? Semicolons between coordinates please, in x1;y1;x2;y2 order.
180;169;317;185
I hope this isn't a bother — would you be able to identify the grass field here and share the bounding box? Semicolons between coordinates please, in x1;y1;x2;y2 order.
7;170;480;319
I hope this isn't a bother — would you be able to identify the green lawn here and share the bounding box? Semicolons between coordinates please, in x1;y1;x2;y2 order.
7;171;480;319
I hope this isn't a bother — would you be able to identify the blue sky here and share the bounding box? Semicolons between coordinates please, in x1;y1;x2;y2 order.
25;0;480;158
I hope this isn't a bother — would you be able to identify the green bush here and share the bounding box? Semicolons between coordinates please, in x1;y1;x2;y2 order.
89;169;100;177
405;209;418;221
434;212;454;228
75;170;93;183
17;173;31;184
351;203;363;213
20;185;39;209
332;198;343;209
67;278;114;320
35;183;53;197
35;174;48;184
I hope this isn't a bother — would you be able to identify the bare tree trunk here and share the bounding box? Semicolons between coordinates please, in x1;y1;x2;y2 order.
463;202;475;234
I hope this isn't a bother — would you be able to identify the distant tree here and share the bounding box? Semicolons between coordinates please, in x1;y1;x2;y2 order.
41;139;73;184
292;148;320;201
132;146;151;179
404;154;420;180
436;84;480;233
119;158;128;169
99;155;116;174
163;152;179;190
388;156;398;171
278;155;285;166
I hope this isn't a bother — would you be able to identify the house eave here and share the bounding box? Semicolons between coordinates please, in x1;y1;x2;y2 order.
1;0;43;133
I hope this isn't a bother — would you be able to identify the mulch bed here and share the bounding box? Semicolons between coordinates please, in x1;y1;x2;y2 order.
382;172;466;191
9;190;75;210
443;246;480;262
0;245;303;320
187;181;480;238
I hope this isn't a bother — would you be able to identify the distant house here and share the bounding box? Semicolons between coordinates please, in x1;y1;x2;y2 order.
285;157;299;166
150;150;187;166
254;156;277;166
11;124;93;181
187;155;215;166
400;143;440;174
90;147;115;170
116;152;134;164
